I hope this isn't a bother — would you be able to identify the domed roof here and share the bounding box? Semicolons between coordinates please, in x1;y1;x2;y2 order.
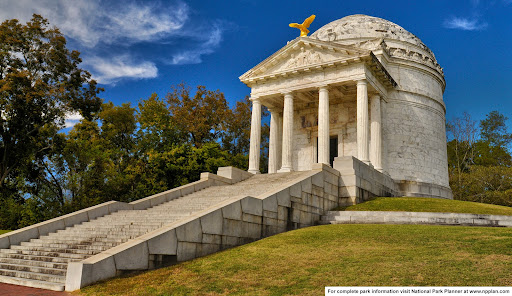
311;14;439;65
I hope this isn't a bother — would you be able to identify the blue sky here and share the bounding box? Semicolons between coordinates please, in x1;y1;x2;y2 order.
1;0;511;129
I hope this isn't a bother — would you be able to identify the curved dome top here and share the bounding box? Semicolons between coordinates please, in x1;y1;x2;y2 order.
311;14;438;64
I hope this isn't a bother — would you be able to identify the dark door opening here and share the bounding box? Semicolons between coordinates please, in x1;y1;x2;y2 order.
316;136;338;167
329;136;338;167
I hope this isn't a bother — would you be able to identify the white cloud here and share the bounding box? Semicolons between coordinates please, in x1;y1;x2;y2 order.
86;55;158;84
0;0;226;84
443;16;488;31
169;23;224;65
0;0;189;48
64;112;83;128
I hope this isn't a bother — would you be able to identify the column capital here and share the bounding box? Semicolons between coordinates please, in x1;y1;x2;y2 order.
251;96;261;103
356;79;367;86
267;107;281;113
318;85;329;93
280;89;293;96
371;94;381;100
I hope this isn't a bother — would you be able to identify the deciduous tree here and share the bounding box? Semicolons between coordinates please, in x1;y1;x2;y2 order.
0;14;102;192
166;83;229;147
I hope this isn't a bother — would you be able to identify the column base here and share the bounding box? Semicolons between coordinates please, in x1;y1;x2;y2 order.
277;167;293;173
247;169;261;174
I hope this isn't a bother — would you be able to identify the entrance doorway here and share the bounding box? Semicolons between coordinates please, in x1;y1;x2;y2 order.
329;136;338;167
316;136;338;167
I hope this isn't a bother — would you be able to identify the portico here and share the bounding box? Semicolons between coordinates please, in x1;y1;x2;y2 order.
242;37;395;174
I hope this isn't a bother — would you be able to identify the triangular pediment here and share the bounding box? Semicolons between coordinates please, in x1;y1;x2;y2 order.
240;37;371;84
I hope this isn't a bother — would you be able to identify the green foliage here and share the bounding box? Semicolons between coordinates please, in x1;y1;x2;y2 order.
0;15;102;228
0;14;102;191
479;110;512;148
450;165;512;206
167;83;230;148
447;110;512;206
473;140;512;167
137;93;179;153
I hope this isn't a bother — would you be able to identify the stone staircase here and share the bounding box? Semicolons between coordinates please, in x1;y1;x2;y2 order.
0;171;307;291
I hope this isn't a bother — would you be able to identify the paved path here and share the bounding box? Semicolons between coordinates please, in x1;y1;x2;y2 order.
0;283;70;296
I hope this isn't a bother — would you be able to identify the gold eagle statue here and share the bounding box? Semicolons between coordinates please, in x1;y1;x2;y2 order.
289;14;316;37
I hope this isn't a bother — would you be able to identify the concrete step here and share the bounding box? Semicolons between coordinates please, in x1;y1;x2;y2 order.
72;224;165;229
0;274;65;291
58;228;154;235
20;241;117;250
0;257;68;269
0;249;90;260
0;268;65;284
5;246;102;256
95;217;182;222
46;233;138;241
52;231;147;239
0;262;66;276
53;228;148;235
36;236;128;244
11;245;109;254
0;252;80;264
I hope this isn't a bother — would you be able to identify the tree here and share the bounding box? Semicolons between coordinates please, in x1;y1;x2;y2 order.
479;111;512;148
473;111;512;167
166;83;229;147
222;96;251;155
446;112;478;189
0;14;102;193
447;111;512;204
137;93;180;153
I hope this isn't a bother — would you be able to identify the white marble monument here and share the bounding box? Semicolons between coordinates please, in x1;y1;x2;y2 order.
241;14;452;199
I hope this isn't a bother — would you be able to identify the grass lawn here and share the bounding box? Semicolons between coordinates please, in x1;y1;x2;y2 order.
0;230;11;235
78;224;512;296
339;197;512;216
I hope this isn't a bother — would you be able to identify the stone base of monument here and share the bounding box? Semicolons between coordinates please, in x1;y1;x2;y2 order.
335;156;399;206
334;156;452;206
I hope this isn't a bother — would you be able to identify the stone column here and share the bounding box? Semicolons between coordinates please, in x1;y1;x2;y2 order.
277;114;283;170
370;95;383;171
356;80;370;164
278;92;294;172
318;86;330;165
248;97;261;174
268;108;281;173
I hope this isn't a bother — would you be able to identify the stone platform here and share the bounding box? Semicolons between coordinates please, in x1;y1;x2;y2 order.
321;211;512;227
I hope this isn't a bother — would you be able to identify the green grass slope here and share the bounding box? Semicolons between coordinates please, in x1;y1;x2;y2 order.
0;230;11;235
340;197;512;216
79;224;512;296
